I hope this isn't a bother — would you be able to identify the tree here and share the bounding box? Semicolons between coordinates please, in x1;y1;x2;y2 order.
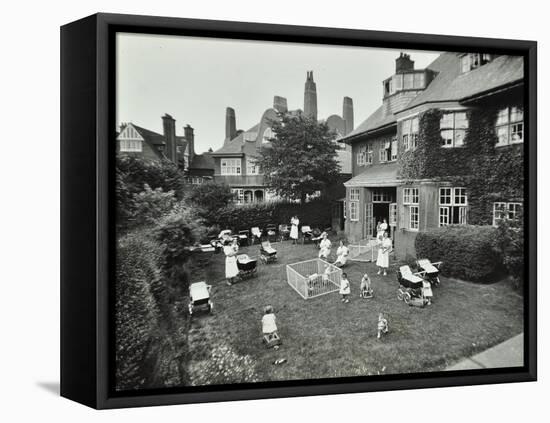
186;181;234;219
256;113;341;203
132;184;177;228
493;213;524;289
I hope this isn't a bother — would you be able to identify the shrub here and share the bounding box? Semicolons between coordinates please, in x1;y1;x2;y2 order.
115;232;163;390
415;225;500;282
131;184;177;228
204;199;333;232
186;181;234;219
493;217;524;289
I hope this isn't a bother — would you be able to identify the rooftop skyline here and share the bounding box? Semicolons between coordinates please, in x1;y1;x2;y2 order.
116;33;440;154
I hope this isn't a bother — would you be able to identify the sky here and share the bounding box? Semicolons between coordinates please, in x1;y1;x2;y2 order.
116;33;441;154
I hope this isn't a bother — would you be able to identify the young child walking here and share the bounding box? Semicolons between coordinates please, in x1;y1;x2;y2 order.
359;273;373;298
377;313;389;339
339;272;351;303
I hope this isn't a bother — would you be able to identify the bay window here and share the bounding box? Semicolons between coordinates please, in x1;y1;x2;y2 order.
221;158;241;175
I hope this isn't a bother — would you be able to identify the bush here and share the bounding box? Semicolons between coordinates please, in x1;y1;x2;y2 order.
115;232;163;390
204;199;333;232
131;184;177;228
186;181;234;219
493;217;524;289
415;225;500;282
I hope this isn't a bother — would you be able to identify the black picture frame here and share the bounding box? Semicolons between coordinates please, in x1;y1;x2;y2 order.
60;12;537;409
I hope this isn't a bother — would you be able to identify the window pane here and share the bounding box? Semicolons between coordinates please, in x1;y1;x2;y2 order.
414;73;425;89
441;129;453;146
455;129;466;146
496;126;509;145
510;107;523;123
439;188;452;204
411;117;419;133
440;113;454;129
404;73;414;89
455;112;468;129
402;119;411;134
511;123;523;143
393;74;403;91
454;188;467;205
496;108;509;125
461;55;470;73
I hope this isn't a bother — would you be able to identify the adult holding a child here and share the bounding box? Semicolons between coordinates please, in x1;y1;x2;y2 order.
376;231;392;276
224;238;239;286
290;215;299;244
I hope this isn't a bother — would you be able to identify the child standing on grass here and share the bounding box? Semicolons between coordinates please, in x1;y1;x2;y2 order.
340;272;351;303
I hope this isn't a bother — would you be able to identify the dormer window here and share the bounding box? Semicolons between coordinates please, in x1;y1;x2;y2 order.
262;128;275;143
460;53;494;73
384;71;427;97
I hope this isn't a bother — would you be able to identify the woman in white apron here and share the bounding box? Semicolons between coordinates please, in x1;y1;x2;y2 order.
224;239;239;285
318;233;332;259
290;216;299;244
334;240;349;267
376;231;392;276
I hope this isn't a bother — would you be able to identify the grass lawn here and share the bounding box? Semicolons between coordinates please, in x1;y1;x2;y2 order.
182;236;523;386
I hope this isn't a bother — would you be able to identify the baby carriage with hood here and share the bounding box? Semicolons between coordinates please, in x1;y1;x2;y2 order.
188;281;213;316
396;265;433;307
237;254;258;279
416;258;442;286
260;241;277;264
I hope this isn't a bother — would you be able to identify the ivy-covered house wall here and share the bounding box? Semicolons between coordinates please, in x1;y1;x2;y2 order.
396;96;524;228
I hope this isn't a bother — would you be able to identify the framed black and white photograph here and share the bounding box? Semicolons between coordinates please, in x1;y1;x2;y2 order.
60;13;537;409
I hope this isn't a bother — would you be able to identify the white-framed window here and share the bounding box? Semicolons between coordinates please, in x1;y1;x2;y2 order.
231;188;244;204
373;189;392;203
403;188;419;205
366;143;373;164
409;206;419;230
496;106;524;146
460;53;493;73
349;201;359;221
440;112;468;148
402;117;419;151
343;200;347;219
349;188;360;221
389;203;397;226
403;188;419;231
378;138;396;163
221;158;241;175
357;145;366;166
493;202;523;226
262;128;275;143
439;187;468;226
391;137;398;161
246;157;259;175
119;139;143;152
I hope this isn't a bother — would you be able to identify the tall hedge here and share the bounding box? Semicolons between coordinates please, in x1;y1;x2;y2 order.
415;225;500;282
115;232;163;390
203;199;333;232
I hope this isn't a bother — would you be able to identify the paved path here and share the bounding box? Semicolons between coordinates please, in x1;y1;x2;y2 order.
446;333;524;371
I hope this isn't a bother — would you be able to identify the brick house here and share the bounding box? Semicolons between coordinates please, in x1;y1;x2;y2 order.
211;72;353;204
116;114;215;183
341;52;524;259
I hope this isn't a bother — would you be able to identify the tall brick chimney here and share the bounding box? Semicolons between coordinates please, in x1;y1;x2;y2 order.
273;96;288;113
304;71;318;120
343;97;354;135
396;52;414;73
184;124;195;164
225;107;237;143
162;114;176;162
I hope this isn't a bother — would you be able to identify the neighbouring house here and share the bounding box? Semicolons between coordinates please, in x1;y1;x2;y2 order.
341;52;524;259
210;71;353;205
116;114;215;183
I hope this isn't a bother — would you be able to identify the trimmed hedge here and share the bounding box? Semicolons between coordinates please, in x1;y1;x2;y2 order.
415;225;500;282
205;199;333;232
115;232;163;390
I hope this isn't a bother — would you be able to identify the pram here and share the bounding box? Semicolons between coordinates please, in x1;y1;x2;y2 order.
260;241;277;264
311;228;323;246
416;258;442;286
237;254;258;279
278;224;290;241
188;281;213;316
265;224;278;242
301;225;313;244
396;265;433;307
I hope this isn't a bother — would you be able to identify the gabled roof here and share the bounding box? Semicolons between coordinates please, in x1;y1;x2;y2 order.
342;53;524;144
344;163;399;188
131;124;166;146
403;53;524;110
211;123;262;156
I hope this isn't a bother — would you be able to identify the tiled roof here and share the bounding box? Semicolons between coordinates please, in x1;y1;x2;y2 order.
342;53;523;143
404;53;524;110
344;105;397;140
344;163;399;187
132;124;166;146
211;123;262;156
189;152;215;170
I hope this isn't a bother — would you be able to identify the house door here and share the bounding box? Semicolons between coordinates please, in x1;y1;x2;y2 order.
364;203;374;239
